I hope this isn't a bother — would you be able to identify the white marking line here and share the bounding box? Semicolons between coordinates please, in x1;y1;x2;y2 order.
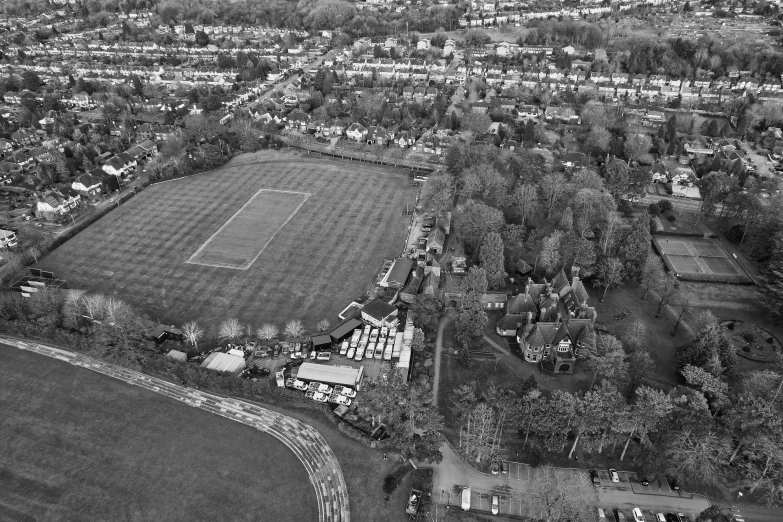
186;188;311;270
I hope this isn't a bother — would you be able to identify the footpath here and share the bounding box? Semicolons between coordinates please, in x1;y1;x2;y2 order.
1;336;350;522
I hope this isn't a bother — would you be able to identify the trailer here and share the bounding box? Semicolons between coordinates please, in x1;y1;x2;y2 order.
405;489;422;516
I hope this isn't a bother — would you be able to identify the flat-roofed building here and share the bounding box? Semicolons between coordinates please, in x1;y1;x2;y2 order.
295;362;364;390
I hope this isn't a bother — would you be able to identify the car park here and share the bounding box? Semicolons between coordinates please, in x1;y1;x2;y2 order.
491;495;499;515
610;469;620;483
632;508;645;522
590;470;601;486
333;385;356;398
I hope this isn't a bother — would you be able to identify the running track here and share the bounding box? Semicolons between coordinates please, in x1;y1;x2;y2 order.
1;336;350;522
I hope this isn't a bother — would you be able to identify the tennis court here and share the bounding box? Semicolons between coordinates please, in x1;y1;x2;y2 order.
652;236;751;283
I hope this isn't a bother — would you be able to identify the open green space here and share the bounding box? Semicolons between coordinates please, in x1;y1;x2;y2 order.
0;344;317;522
37;149;417;327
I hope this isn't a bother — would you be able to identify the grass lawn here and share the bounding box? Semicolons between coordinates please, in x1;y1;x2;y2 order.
37;149;417;328
595;283;694;387
0;344;317;522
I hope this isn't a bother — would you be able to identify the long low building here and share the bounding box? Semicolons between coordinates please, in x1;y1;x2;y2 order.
295;362;364;390
200;352;246;375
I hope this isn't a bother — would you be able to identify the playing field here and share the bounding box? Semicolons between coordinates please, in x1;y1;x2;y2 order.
37;150;417;326
0;344;317;522
652;236;751;283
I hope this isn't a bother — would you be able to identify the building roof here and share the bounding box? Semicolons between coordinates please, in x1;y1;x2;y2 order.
329;318;362;342
295;362;362;388
382;257;414;288
200;352;245;373
362;298;397;321
311;334;332;348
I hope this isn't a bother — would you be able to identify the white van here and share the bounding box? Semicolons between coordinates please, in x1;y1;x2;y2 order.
461;487;471;511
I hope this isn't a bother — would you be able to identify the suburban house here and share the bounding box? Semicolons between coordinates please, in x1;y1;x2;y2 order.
346;123;368;141
561;151;587;168
361;298;398;328
71;173;102;198
36;188;81;216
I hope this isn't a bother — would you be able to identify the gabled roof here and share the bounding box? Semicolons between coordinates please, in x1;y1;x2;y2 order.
506;293;537;316
362;298;396;320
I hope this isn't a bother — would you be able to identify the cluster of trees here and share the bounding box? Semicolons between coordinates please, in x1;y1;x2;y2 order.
447;307;783;505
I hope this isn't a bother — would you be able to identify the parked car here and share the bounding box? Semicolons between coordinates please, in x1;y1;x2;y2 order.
665;514;679;522
590;470;601;487
667;476;680;491
654;513;665;522
610;469;620;483
598;508;606;519
334;385;356;398
308;382;333;394
632;508;645;522
292;379;307;391
339;341;349;356
639;474;650;486
328;393;351;406
501;461;509;474
346;347;355;359
490;461;499;475
307;391;328;403
310;350;317;360
614;508;626;521
316;351;332;361
491;494;499;515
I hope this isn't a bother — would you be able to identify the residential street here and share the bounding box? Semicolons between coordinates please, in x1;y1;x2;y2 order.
257;49;338;102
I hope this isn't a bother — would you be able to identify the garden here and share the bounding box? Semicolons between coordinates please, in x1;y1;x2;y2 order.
720;319;782;363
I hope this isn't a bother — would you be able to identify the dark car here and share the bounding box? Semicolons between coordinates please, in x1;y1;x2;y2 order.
590;470;601;487
639;474;649;486
501;461;509;474
666;514;679;522
667;476;680;491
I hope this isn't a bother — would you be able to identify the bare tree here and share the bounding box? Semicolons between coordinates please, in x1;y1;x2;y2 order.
316;318;331;333
102;297;130;325
182;321;203;352
458;402;500;464
257;323;279;340
624;320;647;351
284;319;305;341
671;292;694;334
528;467;595;522
594;257;625;302
655;273;679;318
218;317;243;341
83;294;107;320
640;255;665;300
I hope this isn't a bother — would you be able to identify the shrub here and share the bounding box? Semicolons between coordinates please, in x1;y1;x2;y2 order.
743;332;756;342
667;215;676;222
648;203;661;215
767;337;774;344
727;322;735;330
658;200;673;213
742;345;751;352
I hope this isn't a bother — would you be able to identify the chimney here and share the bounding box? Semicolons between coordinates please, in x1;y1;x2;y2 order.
539;305;546;321
556;311;562;327
526;311;533;330
571;265;580;283
524;282;530;296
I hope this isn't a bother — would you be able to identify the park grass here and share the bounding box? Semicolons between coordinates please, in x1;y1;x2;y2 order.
37;149;417;328
595;283;694;387
0;344;317;522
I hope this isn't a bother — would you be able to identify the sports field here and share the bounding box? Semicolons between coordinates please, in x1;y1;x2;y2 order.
38;150;417;326
0;343;317;522
653;236;751;283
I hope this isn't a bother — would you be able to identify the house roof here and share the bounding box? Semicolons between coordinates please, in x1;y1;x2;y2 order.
311;334;332;347
382;258;414;287
329;318;362;342
506;293;538;316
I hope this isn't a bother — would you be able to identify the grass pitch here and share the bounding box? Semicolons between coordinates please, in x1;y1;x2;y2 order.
38;150;417;327
0;343;317;522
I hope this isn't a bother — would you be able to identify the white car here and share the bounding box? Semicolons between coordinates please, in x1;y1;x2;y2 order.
328;394;352;406
306;391;328;402
339;341;349;356
491;494;499;515
310;382;332;394
610;469;620;483
291;379;307;391
334;385;356;398
632;508;645;522
346;347;355;359
369;329;379;344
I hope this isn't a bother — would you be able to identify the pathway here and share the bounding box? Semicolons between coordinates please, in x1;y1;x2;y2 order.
432;312;454;407
1;336;350;522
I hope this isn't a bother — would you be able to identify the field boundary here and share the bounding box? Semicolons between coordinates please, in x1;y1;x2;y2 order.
1;335;350;522
186;188;311;270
